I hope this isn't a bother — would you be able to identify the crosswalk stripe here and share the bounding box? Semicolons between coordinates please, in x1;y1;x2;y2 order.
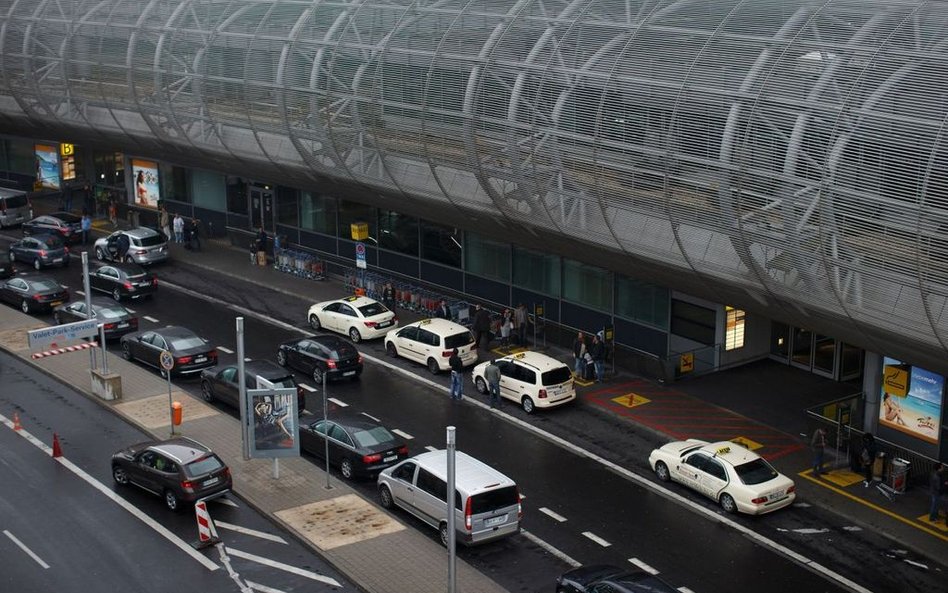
217;346;234;354
328;397;348;407
539;507;567;522
75;290;85;296
360;412;380;422
391;428;414;440
143;315;159;323
425;445;438;452
225;548;340;586
214;521;287;544
582;531;611;547
299;383;316;392
628;557;659;574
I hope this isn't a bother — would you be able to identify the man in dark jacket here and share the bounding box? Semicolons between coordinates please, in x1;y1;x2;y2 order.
473;304;491;350
589;334;605;383
434;299;451;320
116;232;131;262
484;359;502;408
929;462;946;524
449;348;463;400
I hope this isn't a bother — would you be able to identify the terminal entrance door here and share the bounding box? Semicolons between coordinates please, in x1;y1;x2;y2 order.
249;186;274;233
772;322;862;382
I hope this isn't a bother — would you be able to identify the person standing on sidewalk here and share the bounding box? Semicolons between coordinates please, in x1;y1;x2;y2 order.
811;427;827;477
108;200;118;229
572;331;587;378
485;359;501;408
929;463;947;524
449;348;463;401
514;303;528;346
80;210;92;245
860;432;877;487
189;218;203;251
173;213;184;243
159;207;171;242
589;333;605;383
473;304;491;350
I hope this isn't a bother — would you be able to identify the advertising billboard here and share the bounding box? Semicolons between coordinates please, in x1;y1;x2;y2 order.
880;358;943;444
131;159;160;208
246;387;300;458
35;144;61;189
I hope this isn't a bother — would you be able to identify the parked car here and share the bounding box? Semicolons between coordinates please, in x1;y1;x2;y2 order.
120;325;217;377
0;257;14;279
111;437;232;512
471;351;575;413
22;212;82;244
307;295;397;342
0;275;69;313
299;413;409;479
556;565;680;593
648;439;796;515
8;233;70;270
53;297;138;340
94;227;169;265
276;335;363;383
199;360;305;414
384;318;477;374
89;263;157;301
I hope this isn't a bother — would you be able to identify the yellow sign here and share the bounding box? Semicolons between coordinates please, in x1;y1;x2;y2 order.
679;353;694;374
604;326;614;341
343;295;359;302
715;446;731;455
612;392;650;409
883;364;909;397
350;222;369;241
60;143;74;157
731;436;763;451
534;304;543;316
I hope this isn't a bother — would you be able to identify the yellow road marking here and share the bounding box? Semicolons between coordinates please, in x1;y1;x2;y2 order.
611;392;650;409
730;436;763;451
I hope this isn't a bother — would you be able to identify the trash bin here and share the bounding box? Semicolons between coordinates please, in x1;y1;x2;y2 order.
887;458;911;493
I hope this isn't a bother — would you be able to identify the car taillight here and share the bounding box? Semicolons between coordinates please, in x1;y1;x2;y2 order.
538;389;548;399
363;453;381;464
327;359;337;369
32;294;43;301
751;496;768;505
208;350;218;360
397;445;408;455
135;249;147;255
787;485;796;494
364;320;377;328
176;356;193;364
60;228;70;235
38;249;47;257
123;281;133;290
223;467;232;479
517;487;523;521
103;323;117;330
152;277;158;286
464;496;473;530
357;355;363;364
442;350;453;357
181;480;195;493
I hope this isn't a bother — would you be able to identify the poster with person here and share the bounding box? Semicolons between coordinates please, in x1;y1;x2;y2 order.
35;144;61;189
879;357;943;444
246;387;300;458
131;159;160;208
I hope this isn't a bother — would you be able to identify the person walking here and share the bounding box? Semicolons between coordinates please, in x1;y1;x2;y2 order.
473;304;491;350
499;309;513;349
80;210;92;245
514;303;528;346
860;432;877;487
189;218;202;251
485;359;502;408
929;463;947;524
811;427;827;477
173;213;184;243
382;282;396;311
572;331;587;378
108;200;118;229
159;207;171;242
449;348;463;401
589;333;605;383
116;231;130;262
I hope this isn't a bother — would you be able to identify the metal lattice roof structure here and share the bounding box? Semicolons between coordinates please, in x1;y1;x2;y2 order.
2;0;948;370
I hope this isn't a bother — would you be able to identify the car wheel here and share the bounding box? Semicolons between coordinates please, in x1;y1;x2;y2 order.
33;258;41;270
112;288;122;302
276;350;288;366
309;315;321;331
521;395;535;414
348;327;362;343
654;461;671;482
20;299;30;314
95;247;106;260
474;376;487;394
164;489;180;512
719;493;738;514
312;366;324;385
386;342;397;357
426;357;440;375
340;458;354;480
112;465;129;485
121;342;133;360
379;485;394;509
439;522;449;547
200;380;214;403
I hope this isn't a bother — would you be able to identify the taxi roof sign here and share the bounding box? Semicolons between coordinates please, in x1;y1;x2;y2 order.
715;446;731;456
343;296;359;302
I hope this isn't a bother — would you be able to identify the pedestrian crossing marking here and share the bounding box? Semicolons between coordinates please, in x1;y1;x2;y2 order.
730;436;762;451
611;392;650;409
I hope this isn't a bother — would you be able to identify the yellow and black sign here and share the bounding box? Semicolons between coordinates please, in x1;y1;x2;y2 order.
603;325;614;342
534;304;544;317
350;222;369;241
715;446;731;456
679;352;694;374
60;143;74;157
883;364;910;397
343;295;359;302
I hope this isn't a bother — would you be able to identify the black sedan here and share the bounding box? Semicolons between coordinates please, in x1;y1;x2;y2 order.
276;335;363;384
120;326;217;377
0;258;14;279
200;360;306;415
556;565;679;593
299;413;408;479
53;297;138;340
89;263;157;301
22;212;82;244
0;275;69;313
8;234;70;270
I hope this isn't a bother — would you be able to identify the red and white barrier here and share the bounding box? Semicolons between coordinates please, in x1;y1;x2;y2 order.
192;500;220;549
31;341;98;360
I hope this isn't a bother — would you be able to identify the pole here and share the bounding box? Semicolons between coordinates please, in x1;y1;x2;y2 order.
82;252;94;369
273;458;280;480
237;317;248;460
532;302;537;348
446;426;457;593
99;324;108;373
166;364;174;436
323;370;331;489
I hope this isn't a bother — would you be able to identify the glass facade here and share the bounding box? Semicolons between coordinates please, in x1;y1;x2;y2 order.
465;232;510;282
277;185;299;226
378;210;418;256
192;170;226;210
616;276;668;329
563;259;611;312
337;200;375;240
225;176;247;215
161;163;190;203
421;220;461;268
300;192;336;235
512;247;560;297
671;300;715;345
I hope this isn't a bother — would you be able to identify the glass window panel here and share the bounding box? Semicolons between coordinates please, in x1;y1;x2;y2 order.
563;258;611;311
277;185;299;226
192;170;226;209
616;275;668;329
421;220;461;268
670;299;715;345
160;164;190;203
771;322;790;358
337;200;375;240
465;232;510;282
226;176;247;215
378;210;418;256
300;192;336;235
725;307;745;350
512;247;560;297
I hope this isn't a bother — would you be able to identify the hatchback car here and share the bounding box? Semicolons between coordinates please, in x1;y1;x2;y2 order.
94;227;169;265
0;275;69;313
89;263;158;301
471;351;575;413
53;297;138;340
299;413;409;479
307;295;397;342
200;360;306;414
8;234;69;270
384;318;477;374
276;335;363;383
556;565;680;593
648;439;796;515
111;437;232;512
22;212;83;244
120;326;217;377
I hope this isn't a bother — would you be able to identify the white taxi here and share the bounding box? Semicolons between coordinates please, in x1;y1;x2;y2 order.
384;318;477;374
307;295;397;343
648;439;796;515
471;351;575;413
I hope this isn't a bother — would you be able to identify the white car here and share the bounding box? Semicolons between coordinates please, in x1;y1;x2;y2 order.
307;295;397;342
471;351;575;413
384;318;477;374
647;439;796;515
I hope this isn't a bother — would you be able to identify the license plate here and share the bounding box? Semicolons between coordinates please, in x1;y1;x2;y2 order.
117;322;129;328
194;356;207;363
49;300;63;307
768;491;784;501
383;455;397;463
52;258;62;263
202;477;219;487
485;515;507;526
343;370;356;376
377;320;392;328
138;282;150;287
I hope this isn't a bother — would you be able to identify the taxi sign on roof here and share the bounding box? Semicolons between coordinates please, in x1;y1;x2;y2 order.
344;296;359;302
419;319;432;325
715;446;731;456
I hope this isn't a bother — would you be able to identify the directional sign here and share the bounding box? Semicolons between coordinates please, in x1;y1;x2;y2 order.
355;242;366;269
159;350;175;371
28;320;99;351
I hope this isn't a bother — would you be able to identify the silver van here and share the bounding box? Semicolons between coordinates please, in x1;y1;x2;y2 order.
0;188;31;228
377;449;521;545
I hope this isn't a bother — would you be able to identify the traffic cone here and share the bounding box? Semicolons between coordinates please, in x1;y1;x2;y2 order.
13;412;21;431
52;433;62;458
191;500;221;549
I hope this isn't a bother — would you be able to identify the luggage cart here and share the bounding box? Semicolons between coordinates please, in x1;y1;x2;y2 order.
877;457;910;500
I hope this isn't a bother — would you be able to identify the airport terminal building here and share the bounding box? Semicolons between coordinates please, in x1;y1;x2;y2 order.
1;0;946;458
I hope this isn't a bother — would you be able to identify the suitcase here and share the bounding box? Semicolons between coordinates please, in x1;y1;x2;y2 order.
584;360;596;381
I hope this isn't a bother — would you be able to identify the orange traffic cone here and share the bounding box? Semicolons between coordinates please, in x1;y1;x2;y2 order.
13;412;21;431
52;433;62;458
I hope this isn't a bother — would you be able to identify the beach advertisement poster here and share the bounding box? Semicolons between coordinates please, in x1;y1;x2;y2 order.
35;144;60;190
880;358;943;444
131;159;160;208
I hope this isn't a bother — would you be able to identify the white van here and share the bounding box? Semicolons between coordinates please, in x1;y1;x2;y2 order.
377;450;521;545
0;187;31;228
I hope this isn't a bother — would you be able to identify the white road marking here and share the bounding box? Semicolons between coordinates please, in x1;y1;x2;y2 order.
244;357;252;362
217;545;253;593
582;531;611;547
793;502;811;508
425;445;437;452
538;507;567;522
842;526;862;532
159;280;874;593
904;559;928;569
360;412;380;422
75;290;85;296
212;497;239;507
217;346;234;354
0;413;218;571
4;530;50;569
246;581;288;593
792;528;830;534
520;529;580;568
628;557;659;574
226;548;341;586
678;588;696;593
299;383;316;392
143;315;159;323
125;308;136;314
214;521;287;544
328;397;348;407
391;428;414;440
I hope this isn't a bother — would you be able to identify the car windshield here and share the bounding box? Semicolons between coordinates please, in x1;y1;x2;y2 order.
734;458;779;485
40;236;64;248
444;331;474;349
31;280;61;291
358;302;388;316
541;366;572;386
169;336;206;350
352;426;396;448
184;455;224;477
265;376;295;389
137;233;165;247
470;486;519;514
97;307;127;319
4;195;28;208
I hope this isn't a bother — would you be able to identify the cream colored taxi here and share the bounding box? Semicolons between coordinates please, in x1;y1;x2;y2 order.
384;318;477;374
471;351;575;413
307;295;397;343
648;439;796;515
